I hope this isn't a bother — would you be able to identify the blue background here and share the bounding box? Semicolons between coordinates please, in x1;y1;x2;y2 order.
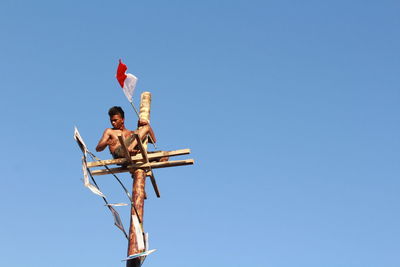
0;1;399;266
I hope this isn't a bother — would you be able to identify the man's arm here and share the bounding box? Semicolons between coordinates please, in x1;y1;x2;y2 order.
96;129;111;152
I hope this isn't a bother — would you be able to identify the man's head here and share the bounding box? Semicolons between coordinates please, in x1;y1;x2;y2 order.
108;106;124;118
108;106;125;130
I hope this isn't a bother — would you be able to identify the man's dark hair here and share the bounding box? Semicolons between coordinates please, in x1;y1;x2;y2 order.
108;106;125;118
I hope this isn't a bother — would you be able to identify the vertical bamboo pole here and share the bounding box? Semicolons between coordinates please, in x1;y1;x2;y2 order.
127;92;151;267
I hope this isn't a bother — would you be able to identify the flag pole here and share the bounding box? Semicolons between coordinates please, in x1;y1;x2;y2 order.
130;101;140;117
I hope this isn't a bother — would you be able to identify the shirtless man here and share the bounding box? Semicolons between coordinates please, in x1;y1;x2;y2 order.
96;106;156;159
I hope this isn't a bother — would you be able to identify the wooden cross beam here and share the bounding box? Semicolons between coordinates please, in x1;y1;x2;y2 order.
89;159;194;175
86;149;191;168
114;133;161;198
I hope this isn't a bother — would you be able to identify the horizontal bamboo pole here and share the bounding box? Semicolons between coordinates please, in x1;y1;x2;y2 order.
86;149;191;168
91;159;194;176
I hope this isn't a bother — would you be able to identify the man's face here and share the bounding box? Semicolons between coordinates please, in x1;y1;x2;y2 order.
110;114;124;130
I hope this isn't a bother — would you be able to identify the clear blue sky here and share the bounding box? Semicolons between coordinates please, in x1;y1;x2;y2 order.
0;1;399;266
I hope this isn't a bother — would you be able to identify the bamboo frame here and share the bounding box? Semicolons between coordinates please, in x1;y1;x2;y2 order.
86;149;191;168
91;159;194;176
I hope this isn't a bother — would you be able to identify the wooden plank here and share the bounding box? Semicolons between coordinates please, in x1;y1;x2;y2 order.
118;134;133;164
91;159;194;176
134;133;160;198
148;171;160;198
133;133;149;163
139;159;194;169
86;149;191;168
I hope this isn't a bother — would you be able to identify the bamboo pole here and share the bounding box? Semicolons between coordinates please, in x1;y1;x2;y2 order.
127;92;152;267
90;159;194;176
86;148;191;168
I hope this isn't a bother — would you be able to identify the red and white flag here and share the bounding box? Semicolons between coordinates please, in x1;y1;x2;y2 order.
116;59;137;102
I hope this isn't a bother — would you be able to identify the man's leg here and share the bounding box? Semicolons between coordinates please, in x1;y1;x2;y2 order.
128;124;156;154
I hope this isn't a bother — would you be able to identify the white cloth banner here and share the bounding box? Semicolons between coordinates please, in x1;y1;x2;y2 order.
81;157;106;198
74;127;88;154
132;214;145;251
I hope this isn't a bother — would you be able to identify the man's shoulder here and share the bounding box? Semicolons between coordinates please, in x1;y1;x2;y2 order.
104;128;131;135
104;128;118;134
106;128;130;135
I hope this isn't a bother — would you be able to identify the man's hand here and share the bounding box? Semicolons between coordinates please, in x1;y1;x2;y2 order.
137;118;149;127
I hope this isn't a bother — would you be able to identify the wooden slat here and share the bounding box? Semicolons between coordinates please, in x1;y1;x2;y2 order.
134;134;149;163
148;171;160;198
117;134;133;164
91;159;194;176
86;149;191;168
134;133;160;198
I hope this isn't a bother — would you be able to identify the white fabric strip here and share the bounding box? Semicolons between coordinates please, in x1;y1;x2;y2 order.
132;214;145;251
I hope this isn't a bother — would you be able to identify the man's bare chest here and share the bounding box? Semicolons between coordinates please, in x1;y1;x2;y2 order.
109;129;132;140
